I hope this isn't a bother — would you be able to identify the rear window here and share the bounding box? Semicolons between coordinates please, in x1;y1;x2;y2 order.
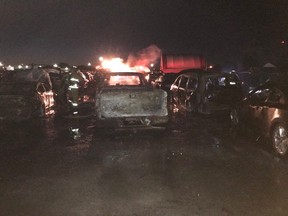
105;75;142;86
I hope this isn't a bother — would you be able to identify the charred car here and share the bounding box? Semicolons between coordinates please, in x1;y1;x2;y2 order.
0;69;55;123
170;69;243;114
230;80;288;156
95;72;169;129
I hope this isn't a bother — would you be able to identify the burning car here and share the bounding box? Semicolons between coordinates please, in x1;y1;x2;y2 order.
95;72;169;129
0;68;55;123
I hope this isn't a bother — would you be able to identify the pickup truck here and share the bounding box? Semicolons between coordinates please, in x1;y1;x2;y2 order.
95;72;169;129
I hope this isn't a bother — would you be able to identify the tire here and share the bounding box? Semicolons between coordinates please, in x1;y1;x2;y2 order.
271;123;288;156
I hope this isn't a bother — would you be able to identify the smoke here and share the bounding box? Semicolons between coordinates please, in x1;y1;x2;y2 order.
127;44;162;67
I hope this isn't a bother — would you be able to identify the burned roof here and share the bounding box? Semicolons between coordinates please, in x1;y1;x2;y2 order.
1;68;52;90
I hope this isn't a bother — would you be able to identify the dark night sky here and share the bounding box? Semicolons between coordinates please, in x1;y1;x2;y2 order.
0;0;287;66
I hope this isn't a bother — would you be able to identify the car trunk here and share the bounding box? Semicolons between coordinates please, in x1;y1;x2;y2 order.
98;88;168;118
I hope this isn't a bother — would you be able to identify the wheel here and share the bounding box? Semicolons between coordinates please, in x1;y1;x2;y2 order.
271;123;288;156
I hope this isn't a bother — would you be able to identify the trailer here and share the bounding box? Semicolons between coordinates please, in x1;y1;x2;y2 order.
157;54;206;91
160;54;206;73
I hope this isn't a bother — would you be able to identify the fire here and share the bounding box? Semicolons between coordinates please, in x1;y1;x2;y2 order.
97;45;162;83
100;57;150;73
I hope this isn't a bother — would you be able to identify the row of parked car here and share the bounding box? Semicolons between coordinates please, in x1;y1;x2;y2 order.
1;65;288;157
0;66;97;124
164;68;288;157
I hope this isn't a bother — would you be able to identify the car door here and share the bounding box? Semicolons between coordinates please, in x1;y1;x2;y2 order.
178;76;188;109
246;87;271;133
184;75;198;111
45;89;55;114
258;87;284;134
36;82;54;114
170;75;181;106
199;76;216;113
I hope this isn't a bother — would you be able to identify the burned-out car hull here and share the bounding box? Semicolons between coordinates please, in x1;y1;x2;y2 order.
0;82;55;123
170;69;243;115
95;72;169;129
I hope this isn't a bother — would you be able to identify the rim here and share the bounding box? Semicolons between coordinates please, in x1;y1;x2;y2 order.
230;109;239;125
273;125;288;155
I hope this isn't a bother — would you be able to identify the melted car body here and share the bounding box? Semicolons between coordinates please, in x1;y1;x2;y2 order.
0;81;54;122
0;68;55;122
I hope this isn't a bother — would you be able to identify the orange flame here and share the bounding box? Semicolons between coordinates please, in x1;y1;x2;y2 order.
100;57;150;73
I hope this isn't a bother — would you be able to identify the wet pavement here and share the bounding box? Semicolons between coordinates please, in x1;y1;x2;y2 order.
1;113;288;216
